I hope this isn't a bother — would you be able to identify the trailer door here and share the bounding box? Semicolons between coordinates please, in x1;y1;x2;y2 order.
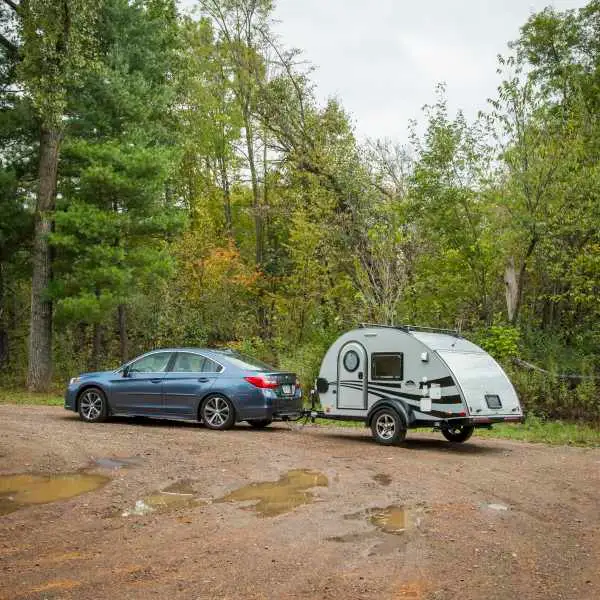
437;351;521;417
337;342;368;410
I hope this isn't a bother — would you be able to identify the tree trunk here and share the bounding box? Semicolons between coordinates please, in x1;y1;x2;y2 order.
91;323;103;371
0;264;7;366
218;156;232;234
243;110;262;266
505;235;538;325
118;304;128;364
504;257;519;324
27;126;61;392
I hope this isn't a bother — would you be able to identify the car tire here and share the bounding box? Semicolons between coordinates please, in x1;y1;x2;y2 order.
201;394;235;430
78;387;108;423
370;408;406;445
247;419;272;429
441;424;475;443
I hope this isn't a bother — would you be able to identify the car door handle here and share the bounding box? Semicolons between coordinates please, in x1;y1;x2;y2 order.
151;379;162;384
198;377;210;383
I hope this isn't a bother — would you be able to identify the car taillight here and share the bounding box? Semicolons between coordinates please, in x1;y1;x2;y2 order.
244;375;278;389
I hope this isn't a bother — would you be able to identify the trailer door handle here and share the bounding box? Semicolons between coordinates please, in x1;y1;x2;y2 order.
357;372;363;380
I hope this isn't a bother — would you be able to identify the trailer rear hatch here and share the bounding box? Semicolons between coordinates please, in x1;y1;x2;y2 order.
437;351;521;418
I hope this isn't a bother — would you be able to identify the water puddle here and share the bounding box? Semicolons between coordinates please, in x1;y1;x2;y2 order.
93;457;144;470
219;469;328;517
369;506;414;534
345;505;423;536
121;480;203;517
0;473;109;515
372;473;392;486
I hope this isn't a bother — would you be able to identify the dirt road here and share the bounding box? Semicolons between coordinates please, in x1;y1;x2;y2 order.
0;405;598;600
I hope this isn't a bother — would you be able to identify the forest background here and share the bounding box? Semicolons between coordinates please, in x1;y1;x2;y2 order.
1;0;600;423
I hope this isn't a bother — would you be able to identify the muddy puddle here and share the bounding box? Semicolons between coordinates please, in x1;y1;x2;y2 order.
219;469;328;517
0;473;109;516
372;473;392;486
121;480;203;517
344;505;424;536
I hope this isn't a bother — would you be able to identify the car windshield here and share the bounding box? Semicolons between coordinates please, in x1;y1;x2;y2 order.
219;351;276;372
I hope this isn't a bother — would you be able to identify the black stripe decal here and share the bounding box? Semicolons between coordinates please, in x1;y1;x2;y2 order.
419;376;456;387
367;384;463;405
338;384;465;418
340;376;458;389
339;382;462;405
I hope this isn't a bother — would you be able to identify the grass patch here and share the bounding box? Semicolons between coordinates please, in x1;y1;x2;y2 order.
474;415;600;447
0;388;63;406
311;413;600;447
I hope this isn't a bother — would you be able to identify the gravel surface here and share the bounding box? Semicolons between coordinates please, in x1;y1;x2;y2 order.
0;405;598;600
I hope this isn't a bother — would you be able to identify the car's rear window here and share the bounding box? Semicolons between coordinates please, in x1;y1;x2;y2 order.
218;351;276;372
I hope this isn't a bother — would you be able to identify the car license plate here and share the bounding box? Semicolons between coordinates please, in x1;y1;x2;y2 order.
282;384;293;395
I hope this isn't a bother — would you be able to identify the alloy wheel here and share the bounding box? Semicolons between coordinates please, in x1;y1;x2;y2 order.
375;413;396;440
203;396;231;428
80;390;103;421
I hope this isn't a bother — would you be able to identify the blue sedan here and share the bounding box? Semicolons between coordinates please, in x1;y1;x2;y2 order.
64;348;303;429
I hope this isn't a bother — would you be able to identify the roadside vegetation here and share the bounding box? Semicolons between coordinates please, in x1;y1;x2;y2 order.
1;2;600;428
0;389;63;407
474;415;600;447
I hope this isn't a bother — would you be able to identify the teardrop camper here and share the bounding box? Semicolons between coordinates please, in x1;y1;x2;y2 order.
314;324;523;445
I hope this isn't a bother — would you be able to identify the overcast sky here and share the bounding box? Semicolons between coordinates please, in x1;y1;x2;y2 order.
182;0;589;142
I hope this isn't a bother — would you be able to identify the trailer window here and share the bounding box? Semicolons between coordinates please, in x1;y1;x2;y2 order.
371;353;403;381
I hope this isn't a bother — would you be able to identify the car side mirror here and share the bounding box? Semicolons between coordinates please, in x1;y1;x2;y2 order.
122;366;131;378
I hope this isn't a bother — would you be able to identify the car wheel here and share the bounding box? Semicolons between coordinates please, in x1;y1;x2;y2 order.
441;424;474;443
201;394;235;430
247;419;272;429
370;408;406;445
78;387;108;423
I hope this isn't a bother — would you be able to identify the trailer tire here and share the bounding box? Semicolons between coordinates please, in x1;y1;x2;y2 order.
370;408;406;445
441;424;474;443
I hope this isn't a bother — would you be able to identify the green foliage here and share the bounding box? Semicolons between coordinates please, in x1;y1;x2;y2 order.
471;326;521;362
1;0;600;424
18;0;99;127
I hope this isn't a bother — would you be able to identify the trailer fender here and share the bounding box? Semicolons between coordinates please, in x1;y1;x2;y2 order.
366;399;411;428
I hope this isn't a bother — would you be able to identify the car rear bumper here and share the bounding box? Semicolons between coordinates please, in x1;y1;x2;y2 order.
234;387;303;421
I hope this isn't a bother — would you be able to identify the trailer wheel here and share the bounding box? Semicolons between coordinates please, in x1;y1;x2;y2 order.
441;424;475;443
370;408;406;445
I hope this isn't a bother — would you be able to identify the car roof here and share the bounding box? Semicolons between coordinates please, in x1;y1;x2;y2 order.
144;347;229;354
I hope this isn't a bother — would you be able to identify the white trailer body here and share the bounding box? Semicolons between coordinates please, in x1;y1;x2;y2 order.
315;325;523;444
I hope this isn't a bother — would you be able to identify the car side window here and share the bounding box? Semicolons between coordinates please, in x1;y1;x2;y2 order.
202;357;223;373
172;352;206;373
129;352;172;374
